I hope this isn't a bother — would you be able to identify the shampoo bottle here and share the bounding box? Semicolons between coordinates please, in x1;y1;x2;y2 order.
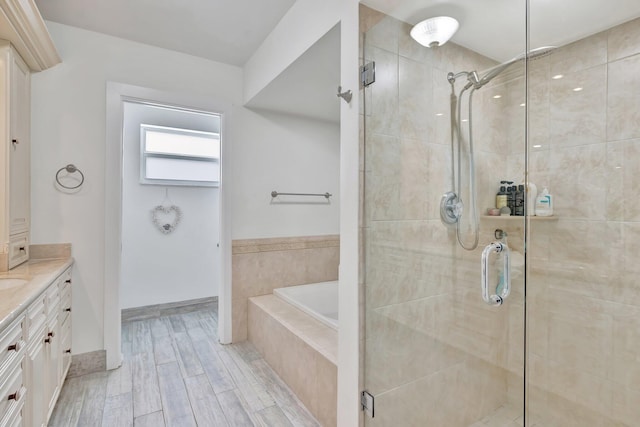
496;186;507;209
535;187;553;217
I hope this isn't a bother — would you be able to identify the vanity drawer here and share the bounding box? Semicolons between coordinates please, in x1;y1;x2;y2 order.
61;323;71;375
46;282;60;318
8;233;28;269
26;295;46;341
0;316;24;376
0;363;24;426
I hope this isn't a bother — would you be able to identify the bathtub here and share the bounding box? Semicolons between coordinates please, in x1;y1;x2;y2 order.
273;281;339;330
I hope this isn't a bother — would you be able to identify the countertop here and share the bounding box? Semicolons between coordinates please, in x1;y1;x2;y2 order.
0;257;74;331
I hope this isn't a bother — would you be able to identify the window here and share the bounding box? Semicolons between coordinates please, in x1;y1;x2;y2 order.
140;124;220;186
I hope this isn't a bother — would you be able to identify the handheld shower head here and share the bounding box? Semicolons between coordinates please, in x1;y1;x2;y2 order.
475;46;556;89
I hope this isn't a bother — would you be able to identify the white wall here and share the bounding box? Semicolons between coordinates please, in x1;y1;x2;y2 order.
231;109;339;239
120;101;219;309
31;22;340;354
245;1;361;425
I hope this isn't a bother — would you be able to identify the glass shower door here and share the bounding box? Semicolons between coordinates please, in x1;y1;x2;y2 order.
525;2;640;426
360;3;528;426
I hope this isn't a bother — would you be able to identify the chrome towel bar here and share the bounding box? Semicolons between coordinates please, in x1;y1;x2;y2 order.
271;191;332;199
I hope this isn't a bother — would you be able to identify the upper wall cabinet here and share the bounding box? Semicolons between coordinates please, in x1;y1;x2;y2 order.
0;0;61;72
1;42;31;270
0;0;59;271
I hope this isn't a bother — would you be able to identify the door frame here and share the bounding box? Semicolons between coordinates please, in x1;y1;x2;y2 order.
104;82;232;369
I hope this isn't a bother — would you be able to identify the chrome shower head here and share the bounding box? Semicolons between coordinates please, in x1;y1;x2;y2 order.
475;46;556;89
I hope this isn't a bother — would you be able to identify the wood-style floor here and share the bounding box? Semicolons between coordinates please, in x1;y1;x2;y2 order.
48;300;320;426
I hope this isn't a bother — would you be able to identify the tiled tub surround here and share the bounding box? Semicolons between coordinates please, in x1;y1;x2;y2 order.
232;235;339;342
361;6;640;427
248;295;337;427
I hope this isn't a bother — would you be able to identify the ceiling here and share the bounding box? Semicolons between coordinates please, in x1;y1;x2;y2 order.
35;0;640;123
34;0;296;66
362;0;640;62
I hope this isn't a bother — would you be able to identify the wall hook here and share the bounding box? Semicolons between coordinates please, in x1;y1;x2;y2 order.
337;86;352;104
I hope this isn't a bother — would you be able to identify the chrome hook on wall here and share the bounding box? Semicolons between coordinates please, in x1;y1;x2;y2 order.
337;86;352;104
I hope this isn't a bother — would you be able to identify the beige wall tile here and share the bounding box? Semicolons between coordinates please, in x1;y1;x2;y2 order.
548;143;608;220
232;236;339;342
607;54;640;141
232;298;248;342
367;47;400;137
550;31;608;75
315;355;337;427
608;17;640;61
549;64;606;147
399;57;434;141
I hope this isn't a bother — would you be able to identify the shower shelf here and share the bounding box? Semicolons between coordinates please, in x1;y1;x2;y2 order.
481;215;558;221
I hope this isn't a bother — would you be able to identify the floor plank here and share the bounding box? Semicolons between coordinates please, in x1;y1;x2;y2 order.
192;337;235;394
130;352;162;418
184;374;229;426
156;362;197;427
76;372;109;427
133;411;166;427
48;301;321;427
256;405;295;427
173;332;205;378
102;392;133;427
218;389;257;427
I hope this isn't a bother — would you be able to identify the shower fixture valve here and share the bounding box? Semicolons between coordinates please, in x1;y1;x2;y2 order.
440;192;462;225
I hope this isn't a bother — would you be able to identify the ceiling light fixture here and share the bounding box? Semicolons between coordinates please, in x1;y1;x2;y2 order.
410;16;459;48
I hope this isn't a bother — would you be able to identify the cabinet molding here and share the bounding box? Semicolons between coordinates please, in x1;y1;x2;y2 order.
0;0;60;71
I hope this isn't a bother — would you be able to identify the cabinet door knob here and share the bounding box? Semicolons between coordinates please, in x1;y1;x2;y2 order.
11;139;18;147
64;308;71;312
18;247;25;252
48;331;55;337
7;390;20;401
65;279;72;284
64;349;71;354
7;342;20;352
44;338;51;343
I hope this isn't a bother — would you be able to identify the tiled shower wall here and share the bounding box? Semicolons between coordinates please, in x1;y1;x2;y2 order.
361;4;640;427
521;17;640;426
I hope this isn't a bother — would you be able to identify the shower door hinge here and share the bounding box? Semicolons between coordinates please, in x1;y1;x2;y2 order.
360;62;376;87
361;390;375;417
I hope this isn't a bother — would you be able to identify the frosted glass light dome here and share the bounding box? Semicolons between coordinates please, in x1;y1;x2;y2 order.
410;16;459;48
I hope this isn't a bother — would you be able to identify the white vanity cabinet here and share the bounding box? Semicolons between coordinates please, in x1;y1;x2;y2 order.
0;315;26;427
2;265;73;427
0;41;31;270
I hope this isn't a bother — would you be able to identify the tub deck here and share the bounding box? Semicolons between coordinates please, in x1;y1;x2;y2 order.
248;295;337;427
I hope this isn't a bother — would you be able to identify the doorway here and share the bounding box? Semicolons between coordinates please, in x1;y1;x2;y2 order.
105;83;232;370
120;101;220;310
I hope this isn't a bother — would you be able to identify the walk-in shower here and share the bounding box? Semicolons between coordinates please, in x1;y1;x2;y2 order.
363;2;640;426
441;46;556;250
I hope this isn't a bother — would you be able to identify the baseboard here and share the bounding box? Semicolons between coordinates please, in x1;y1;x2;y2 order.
121;296;218;322
67;350;106;378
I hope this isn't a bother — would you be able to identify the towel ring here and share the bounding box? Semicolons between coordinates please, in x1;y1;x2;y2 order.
56;164;85;189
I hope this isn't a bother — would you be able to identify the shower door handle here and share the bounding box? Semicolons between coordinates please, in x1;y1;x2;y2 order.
481;242;511;306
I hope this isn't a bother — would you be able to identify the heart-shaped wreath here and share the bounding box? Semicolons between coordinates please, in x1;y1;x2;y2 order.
151;205;182;234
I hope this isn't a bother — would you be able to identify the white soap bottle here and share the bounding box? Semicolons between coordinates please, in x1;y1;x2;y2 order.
526;181;537;216
535;187;553;217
